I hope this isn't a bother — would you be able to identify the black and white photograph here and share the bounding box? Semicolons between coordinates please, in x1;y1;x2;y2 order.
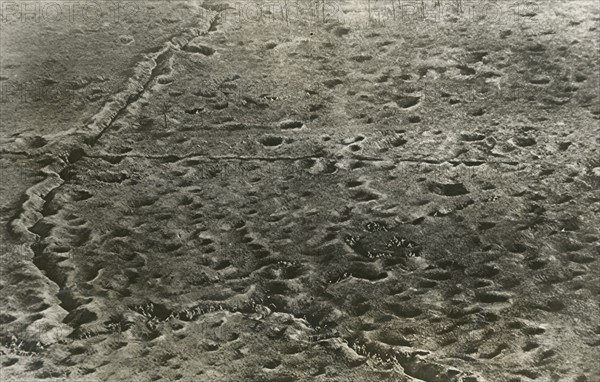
1;1;599;381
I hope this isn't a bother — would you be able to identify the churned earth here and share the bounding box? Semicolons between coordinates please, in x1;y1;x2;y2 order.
1;1;599;381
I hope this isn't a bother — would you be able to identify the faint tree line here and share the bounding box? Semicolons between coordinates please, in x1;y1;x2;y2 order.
366;0;465;22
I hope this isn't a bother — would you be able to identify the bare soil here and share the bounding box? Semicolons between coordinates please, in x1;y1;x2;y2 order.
1;1;599;381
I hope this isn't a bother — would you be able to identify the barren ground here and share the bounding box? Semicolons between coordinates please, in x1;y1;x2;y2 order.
1;1;599;381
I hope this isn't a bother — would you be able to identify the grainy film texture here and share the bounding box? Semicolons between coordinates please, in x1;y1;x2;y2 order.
0;1;599;381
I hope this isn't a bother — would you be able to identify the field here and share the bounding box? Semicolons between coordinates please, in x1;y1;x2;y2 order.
1;1;599;381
